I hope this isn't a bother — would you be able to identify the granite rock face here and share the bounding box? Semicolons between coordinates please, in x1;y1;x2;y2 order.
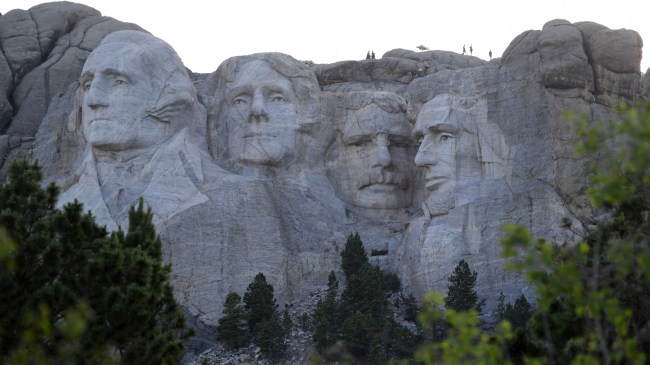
0;2;143;175
1;2;646;349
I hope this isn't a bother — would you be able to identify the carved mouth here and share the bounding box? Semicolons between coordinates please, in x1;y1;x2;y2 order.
424;176;449;189
244;132;276;138
359;183;401;192
357;170;408;191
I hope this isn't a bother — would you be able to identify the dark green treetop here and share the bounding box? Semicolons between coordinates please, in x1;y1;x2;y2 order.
444;259;486;314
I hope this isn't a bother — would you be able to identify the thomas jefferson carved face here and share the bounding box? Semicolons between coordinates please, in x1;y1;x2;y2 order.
222;60;300;167
333;94;414;210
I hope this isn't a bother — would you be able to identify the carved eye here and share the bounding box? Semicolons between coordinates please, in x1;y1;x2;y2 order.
440;134;453;142
233;97;246;105
82;82;91;91
115;79;127;85
270;95;286;103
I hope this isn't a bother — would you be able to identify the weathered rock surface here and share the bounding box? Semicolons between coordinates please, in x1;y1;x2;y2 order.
0;2;143;175
0;3;647;363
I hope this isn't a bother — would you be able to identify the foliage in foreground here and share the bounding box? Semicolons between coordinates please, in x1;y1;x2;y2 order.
0;159;190;364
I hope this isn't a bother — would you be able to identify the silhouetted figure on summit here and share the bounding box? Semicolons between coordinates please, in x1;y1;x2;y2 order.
371;51;375;59
470;44;473;55
462;45;466;55
366;51;371;59
489;50;492;59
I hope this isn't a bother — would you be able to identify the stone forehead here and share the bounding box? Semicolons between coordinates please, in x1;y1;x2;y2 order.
344;104;411;138
344;91;407;111
228;60;293;89
84;30;187;78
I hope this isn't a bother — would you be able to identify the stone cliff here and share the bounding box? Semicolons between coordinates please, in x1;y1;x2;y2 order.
1;1;647;352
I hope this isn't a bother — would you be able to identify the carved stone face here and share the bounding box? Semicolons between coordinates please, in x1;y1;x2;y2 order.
413;95;461;216
337;104;414;209
80;44;174;152
222;60;300;167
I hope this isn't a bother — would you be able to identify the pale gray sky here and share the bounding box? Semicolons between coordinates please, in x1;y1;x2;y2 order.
2;0;648;73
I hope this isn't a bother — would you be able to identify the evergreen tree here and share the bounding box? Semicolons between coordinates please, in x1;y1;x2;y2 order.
313;271;341;351
327;270;339;291
342;263;385;320
495;293;532;330
256;312;287;359
312;234;420;363
216;292;250;349
103;199;190;364
340;232;368;280
0;159;189;364
243;273;278;337
282;306;292;338
444;259;486;314
340;311;377;357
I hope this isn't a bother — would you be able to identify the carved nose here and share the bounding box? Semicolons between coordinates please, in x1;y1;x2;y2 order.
371;144;392;168
85;83;108;110
414;136;436;167
248;91;267;123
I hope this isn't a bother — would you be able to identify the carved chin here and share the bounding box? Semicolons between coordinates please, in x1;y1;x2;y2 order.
352;186;410;210
422;188;455;217
238;143;293;167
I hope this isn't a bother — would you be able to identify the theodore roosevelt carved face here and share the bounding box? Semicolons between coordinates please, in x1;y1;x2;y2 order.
329;92;415;210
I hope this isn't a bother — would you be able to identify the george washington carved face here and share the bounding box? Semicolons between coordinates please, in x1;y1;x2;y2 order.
80;31;195;153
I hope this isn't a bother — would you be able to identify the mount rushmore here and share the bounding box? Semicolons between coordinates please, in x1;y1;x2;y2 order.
1;1;648;333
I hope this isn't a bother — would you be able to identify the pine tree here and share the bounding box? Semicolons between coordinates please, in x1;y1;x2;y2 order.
313;271;341;351
216;292;250;349
340;232;368;280
495;292;532;330
243;273;278;337
282;307;292;338
327;270;339;291
256;312;287;359
311;234;421;362
0;159;189;364
340;311;377;357
107;199;190;363
342;263;385;320
444;259;486;314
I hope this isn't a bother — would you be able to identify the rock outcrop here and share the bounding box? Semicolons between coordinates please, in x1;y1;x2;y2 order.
0;3;646;360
